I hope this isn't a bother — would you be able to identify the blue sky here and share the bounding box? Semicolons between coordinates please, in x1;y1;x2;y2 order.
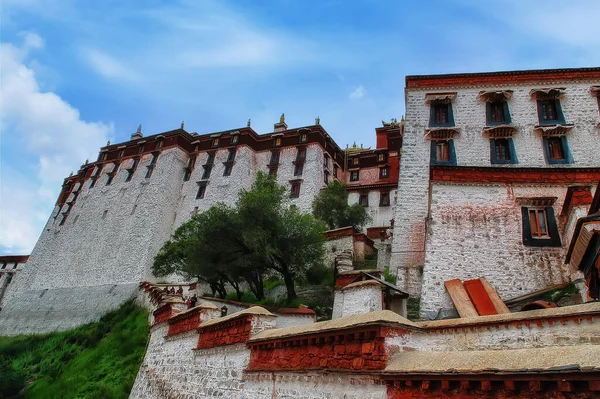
1;0;599;254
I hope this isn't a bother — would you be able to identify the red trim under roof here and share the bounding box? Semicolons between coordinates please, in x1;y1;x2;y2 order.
406;67;600;88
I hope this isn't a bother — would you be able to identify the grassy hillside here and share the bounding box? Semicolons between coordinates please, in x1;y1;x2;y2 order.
0;300;149;399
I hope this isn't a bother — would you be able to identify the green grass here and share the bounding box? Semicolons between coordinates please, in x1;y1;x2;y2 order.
0;300;149;399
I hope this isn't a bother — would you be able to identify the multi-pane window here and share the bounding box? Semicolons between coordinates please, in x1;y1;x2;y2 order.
183;156;196;182
333;165;338;179
528;209;549;238
291;182;301;198
294;163;304;176
547;137;564;159
489;138;517;165
211;138;220;147
297;147;306;161
436;142;449;162
273;137;282;147
324;171;329;184
202;166;212;179
230;135;239;145
206;152;215;165
537;99;565;125
359;194;369;207
487;101;511;125
196;185;206;199
324;154;329;168
377;153;387;163
126;157;140;182
227;149;236;162
521;206;561;247
543;136;571;164
380;192;390;207
379;166;390;179
351;157;359;167
350;170;359;182
270;150;280;165
430;103;454;127
430;140;456;166
118;149;125;158
156;139;164;149
299;133;308;143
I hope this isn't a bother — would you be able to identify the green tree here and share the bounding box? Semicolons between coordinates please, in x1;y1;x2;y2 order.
312;180;370;230
237;172;326;301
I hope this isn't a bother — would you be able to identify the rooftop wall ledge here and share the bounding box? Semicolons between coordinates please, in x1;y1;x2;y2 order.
166;302;221;336
247;310;420;372
195;306;276;349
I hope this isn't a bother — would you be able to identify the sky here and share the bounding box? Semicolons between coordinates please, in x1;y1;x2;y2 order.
1;0;599;254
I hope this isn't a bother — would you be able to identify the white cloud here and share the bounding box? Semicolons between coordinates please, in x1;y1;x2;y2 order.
349;85;365;100
0;34;113;253
80;48;139;81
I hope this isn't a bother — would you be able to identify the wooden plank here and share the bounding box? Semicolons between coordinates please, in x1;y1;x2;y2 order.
464;279;498;316
444;279;478;318
479;277;511;314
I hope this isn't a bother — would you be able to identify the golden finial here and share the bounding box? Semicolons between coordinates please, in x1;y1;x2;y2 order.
280;113;285;124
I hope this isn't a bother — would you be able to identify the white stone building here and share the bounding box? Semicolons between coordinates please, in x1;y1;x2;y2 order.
391;68;600;317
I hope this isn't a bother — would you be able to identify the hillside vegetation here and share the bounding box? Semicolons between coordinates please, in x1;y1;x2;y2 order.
0;300;148;399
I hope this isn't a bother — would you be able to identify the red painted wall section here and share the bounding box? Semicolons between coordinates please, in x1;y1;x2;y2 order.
248;327;387;372
197;315;252;349
153;304;173;324
386;379;600;398
167;309;203;336
431;167;600;184
376;130;388;149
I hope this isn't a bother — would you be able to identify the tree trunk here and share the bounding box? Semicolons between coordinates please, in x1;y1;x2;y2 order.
282;272;297;303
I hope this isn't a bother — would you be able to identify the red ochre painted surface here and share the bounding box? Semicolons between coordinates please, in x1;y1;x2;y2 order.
386;379;600;398
248;326;389;372
431;167;600;184
196;316;252;349
168;310;202;336
463;279;498;316
153;304;173;324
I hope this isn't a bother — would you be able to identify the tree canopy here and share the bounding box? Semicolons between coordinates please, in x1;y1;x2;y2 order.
312;180;370;230
152;172;326;302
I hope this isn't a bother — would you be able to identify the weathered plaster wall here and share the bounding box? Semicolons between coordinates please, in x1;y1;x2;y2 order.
324;235;354;269
348;189;397;228
421;184;573;315
340;285;383;318
391;79;600;301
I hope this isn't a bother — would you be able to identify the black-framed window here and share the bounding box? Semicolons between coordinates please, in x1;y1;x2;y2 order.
273;137;282;147
299;133;308;143
290;182;301;198
106;163;119;185
138;144;145;154
118;149;125;158
359;194;369;207
377;153;387;163
269;150;280;165
296;147;306;162
183;156;196;182
490;138;517;164
543;136;572;164
351;157;359;167
333;165;338;179
196;184;206;199
156;139;164;149
206;152;215;165
323;154;329;168
223;164;233;176
379;166;390;179
380;192;390;207
486;101;511;125
211;138;220;147
294;163;304;176
350;170;359;182
126;157;140;182
324;171;329;184
521;206;561;247
230;135;239;145
429;103;454;127
201;165;212;179
537;99;566;125
227;149;236;162
430;140;456;166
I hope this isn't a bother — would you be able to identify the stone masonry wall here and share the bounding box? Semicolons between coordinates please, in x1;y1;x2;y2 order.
421;184;574;316
391;79;600;302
